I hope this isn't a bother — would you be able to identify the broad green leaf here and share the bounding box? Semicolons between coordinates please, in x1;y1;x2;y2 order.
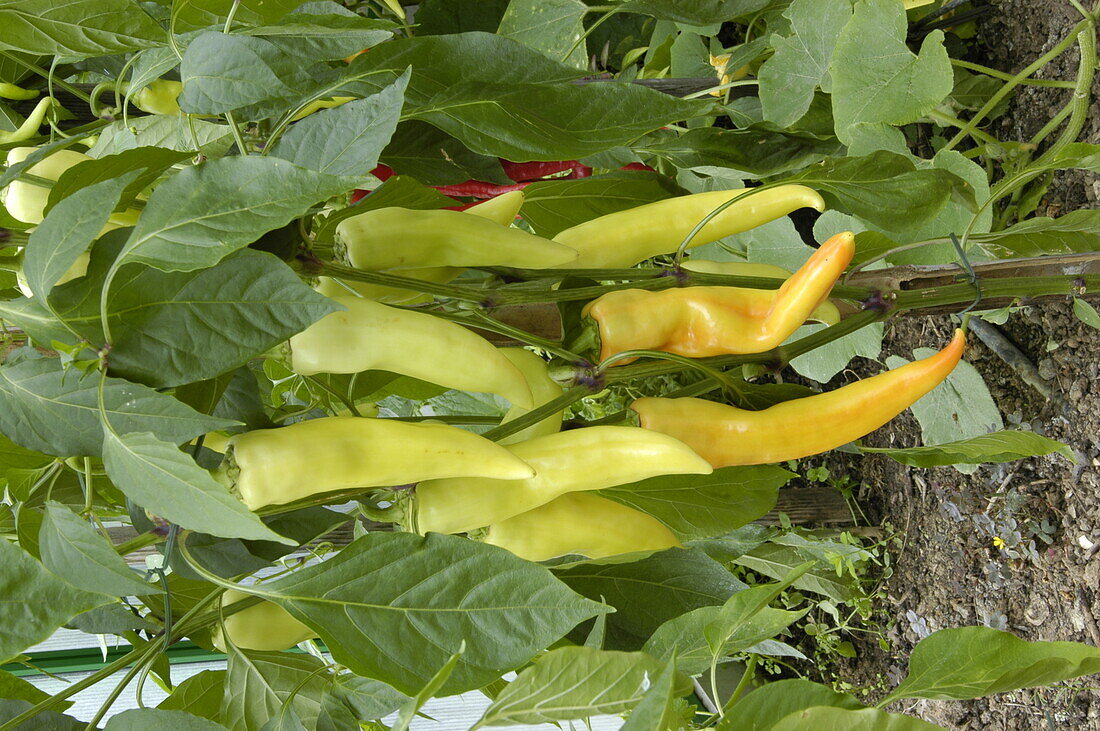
391;646;464;731
641;127;841;177
380;121;509;185
261;532;609;694
171;0;301;31
862;431;1076;467
0;0;166;58
45;147;190;216
316;674;408;728
772;706;944;730
886;348;1003;474
600;466;792;540
178;31;320;117
223;648;331;731
789;320;885;384
0;432;51;471
1042;142;1100;173
102;431;292;544
416;0;510;35
119;156;352;273
558;548;746;642
721;678;863;730
733;542;857;604
271;71;408;176
158;670;226;721
520;172;680;238
0;537;111;663
886;627;1100;701
643;566;811;674
26;235;341;388
0;669;58;706
103;708;227;730
39;501;162;597
0;134;97;190
618;657;681;731
66;603;159;634
620;0;770;24
474;647;689;727
0;700;82;730
498;0;589;70
23;173;135;300
789;151;973;232
829;0;952;145
758;0;854;128
244;13;393;60
88;116;234;158
0;357;235;458
971;209;1100;258
1074;298;1100;330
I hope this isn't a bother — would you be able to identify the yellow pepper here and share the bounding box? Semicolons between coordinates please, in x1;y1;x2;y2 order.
0;97;53;144
631;330;967;467
212;589;317;652
497;347;564;445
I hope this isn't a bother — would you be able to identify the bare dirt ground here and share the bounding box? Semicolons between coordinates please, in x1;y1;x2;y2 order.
833;2;1100;727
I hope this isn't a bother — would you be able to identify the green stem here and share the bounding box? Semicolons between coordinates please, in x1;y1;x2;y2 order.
317;261;488;302
563;6;621;62
943;19;1087;152
0;51;91;103
416;308;573;357
481;386;592;442
305;375;361;417
894;274;1099;311
114;530;163;557
927;109;1001;147
726;655;757;709
225;110;249;155
1034;22;1096;166
949;59;1077;88
578;377;720;427
387;415;502;424
83;655;149;730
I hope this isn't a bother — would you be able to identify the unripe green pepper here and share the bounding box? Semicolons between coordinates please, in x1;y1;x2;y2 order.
551;185;826;268
481;492;682;562
287;296;534;407
335;206;577;270
0;97;52;144
412;426;712;535
2;147;142;226
219;416;535;510
497;347;564;445
314;191;526;304
0;82;39;100
212;589;317;652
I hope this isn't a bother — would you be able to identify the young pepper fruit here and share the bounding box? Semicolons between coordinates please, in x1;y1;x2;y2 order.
631;329;967;467
335;205;577;270
481;492;682;562
581;232;854;363
0;97;53;144
551;185;826;269
212;589;317;652
217;416;534;511
287;296;535;408
412;426;712;535
314;190;526;304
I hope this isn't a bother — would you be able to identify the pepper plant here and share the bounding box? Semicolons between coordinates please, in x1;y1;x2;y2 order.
0;0;1099;729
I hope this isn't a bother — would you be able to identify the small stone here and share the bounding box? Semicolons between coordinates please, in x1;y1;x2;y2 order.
1078;535;1096;551
1037;358;1057;380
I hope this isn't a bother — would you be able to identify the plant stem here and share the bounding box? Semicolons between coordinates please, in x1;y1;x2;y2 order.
950;59;1077;88
482;386;592;442
316;261;488;302
0;51;92;103
114;530;164;556
727;655;758;708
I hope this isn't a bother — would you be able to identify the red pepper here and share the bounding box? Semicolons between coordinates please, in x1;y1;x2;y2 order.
621;162;656;172
432;180;530;199
501;160;592;182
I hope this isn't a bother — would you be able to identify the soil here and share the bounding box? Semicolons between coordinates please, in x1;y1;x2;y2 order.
829;2;1100;727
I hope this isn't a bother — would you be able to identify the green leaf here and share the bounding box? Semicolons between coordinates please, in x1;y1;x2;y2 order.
498;0;589;69
244;13;394;61
391;645;464;731
758;0;854;128
829;0;952;145
0;0;166;58
556;548;747;642
475;647;689;727
643;565;812;674
223;648;331;731
0;357;235;458
271;70;408;177
620;0;770;24
157;670;226;722
601;466;792;540
39;501;162;597
0;668;59;706
102;431;292;544
119;156;351;273
772;706;945;730
103;708;227;730
45;148;191;217
0;432;52;472
618;657;681;731
0;537;110;663
178;31;320;117
0;700;82;730
316;674;408;728
416;0;511;35
171;0;301;31
863;431;1077;467
789;151;973;232
733;542;857;603
1074;298;1100;330
66;603;159;634
886;626;1100;702
89;116;234;158
26;235;341;388
520;172;679;238
260;532;609;694
642;127;842;177
971;210;1100;258
721;678;863;730
1043;142;1100;173
886;348;1003;474
380;121;509;185
23;173;136;301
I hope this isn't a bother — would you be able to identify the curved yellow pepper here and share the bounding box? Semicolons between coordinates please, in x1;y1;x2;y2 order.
413;426;711;535
221;416;535;510
212;589;317;652
582;232;854;363
631;329;967;467
551;185;826;269
482;492;682;561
